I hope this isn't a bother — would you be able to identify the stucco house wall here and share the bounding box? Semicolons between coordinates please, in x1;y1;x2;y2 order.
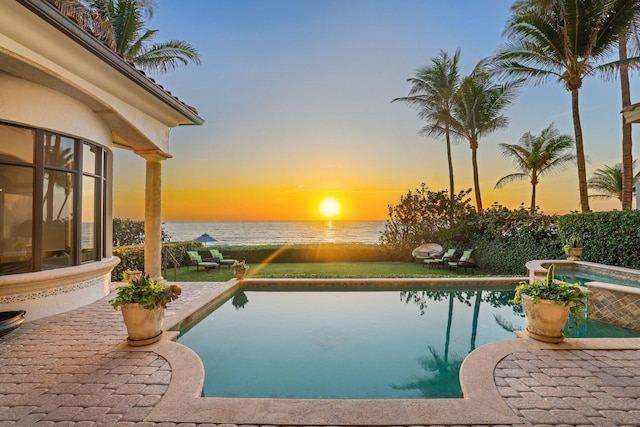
0;0;202;321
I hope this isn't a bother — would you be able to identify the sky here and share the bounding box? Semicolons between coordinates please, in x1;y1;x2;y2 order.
112;0;640;221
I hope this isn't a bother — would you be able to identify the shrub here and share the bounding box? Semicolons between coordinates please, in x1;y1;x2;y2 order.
112;241;204;281
468;204;562;275
379;185;476;259
558;210;640;269
113;218;171;247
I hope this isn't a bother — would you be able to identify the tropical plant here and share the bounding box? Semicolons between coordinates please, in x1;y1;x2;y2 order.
512;264;587;328
379;185;476;256
448;61;520;212
392;50;462;214
617;26;636;209
563;234;584;255
89;0;201;73
494;123;575;211
49;0;200;74
109;272;181;310
231;260;248;273
492;0;640;213
588;161;640;207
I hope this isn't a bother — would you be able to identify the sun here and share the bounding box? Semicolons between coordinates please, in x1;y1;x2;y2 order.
319;197;341;218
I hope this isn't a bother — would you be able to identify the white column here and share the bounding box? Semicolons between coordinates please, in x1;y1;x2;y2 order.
136;149;171;280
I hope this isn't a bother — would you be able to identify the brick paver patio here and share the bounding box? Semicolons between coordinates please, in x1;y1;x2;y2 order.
0;282;639;426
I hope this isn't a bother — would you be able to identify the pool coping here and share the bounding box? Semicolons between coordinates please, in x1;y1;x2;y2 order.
111;277;640;425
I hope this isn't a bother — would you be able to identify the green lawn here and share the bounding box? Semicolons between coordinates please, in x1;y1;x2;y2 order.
165;261;494;282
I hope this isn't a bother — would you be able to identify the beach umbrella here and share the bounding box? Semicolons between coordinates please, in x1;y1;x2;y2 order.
193;233;217;246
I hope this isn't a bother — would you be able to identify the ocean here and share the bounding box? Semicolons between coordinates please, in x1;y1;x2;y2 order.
162;220;386;246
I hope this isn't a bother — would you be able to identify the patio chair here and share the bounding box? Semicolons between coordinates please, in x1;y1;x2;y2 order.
423;248;458;268
198;248;237;269
186;251;220;271
447;249;476;273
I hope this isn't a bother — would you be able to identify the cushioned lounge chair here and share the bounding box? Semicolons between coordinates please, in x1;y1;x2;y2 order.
423;248;458;268
198;248;236;269
186;251;220;271
448;249;476;273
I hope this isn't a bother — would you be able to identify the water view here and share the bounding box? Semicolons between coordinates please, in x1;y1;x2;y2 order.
163;220;386;246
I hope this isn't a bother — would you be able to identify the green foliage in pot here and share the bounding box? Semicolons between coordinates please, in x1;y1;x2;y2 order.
512;264;587;327
231;260;248;272
563;235;584;255
109;273;181;310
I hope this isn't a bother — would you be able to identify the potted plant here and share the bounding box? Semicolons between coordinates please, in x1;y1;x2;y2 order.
512;264;587;343
563;235;584;261
109;272;181;346
231;260;248;280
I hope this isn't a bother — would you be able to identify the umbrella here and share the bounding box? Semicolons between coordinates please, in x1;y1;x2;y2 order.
193;233;218;246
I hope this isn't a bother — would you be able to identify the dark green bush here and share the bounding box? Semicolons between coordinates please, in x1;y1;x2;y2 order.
466;204;563;275
379;185;476;259
558;210;640;269
112;241;204;281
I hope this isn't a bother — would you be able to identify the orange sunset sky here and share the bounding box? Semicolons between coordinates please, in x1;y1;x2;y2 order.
112;0;635;221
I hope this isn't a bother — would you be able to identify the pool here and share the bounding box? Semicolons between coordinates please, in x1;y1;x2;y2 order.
177;285;640;399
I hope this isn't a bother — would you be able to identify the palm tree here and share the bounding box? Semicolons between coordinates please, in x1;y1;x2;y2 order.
50;0;200;74
392;50;461;214
588;160;640;207
90;0;200;73
449;62;520;213
492;0;640;213
619;29;635;209
494;123;576;211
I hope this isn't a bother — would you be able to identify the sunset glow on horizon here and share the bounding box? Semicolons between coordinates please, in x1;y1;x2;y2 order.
111;0;638;222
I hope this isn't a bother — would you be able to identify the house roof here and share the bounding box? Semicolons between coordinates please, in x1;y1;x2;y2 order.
19;0;203;126
622;102;640;125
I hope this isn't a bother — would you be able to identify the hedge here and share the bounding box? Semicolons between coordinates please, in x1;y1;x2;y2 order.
112;243;394;281
558;210;640;269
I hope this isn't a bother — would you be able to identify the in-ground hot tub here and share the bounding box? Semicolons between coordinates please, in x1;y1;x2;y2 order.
526;260;640;330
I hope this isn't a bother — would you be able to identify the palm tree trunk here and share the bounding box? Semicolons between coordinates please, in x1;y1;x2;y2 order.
571;89;590;212
445;125;455;220
619;33;633;210
530;172;538;212
471;143;482;212
530;182;537;212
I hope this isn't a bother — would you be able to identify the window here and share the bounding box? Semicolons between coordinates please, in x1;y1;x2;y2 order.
0;123;110;275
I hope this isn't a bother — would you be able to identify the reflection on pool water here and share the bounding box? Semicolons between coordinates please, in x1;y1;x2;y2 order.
177;287;640;400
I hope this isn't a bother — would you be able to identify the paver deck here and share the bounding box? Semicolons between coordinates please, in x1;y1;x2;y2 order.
0;281;639;426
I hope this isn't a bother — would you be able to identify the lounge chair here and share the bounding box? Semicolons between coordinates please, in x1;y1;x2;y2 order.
423;248;458;268
186;251;220;271
448;249;476;273
412;243;444;263
198;248;237;269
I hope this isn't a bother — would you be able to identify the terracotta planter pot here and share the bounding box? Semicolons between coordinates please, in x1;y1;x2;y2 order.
120;303;164;346
521;294;570;343
567;247;583;261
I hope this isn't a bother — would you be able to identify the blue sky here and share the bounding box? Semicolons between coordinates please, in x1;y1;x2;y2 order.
112;0;638;220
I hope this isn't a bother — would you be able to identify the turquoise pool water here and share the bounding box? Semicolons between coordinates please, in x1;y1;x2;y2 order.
556;269;640;288
177;286;640;399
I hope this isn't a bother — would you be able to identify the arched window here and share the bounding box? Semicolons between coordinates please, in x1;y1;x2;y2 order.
0;122;110;275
